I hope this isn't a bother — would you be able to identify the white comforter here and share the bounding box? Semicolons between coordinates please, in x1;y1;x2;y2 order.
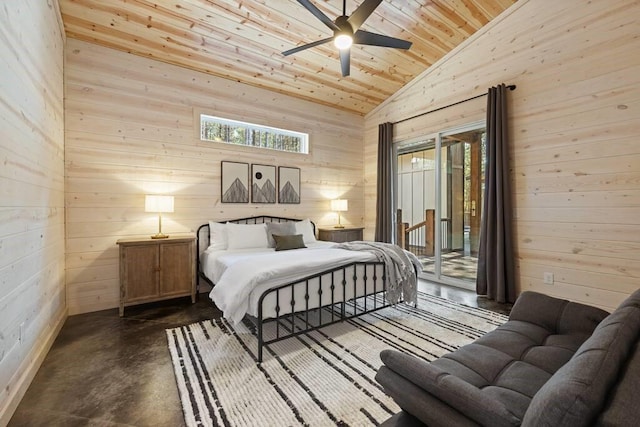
208;244;374;324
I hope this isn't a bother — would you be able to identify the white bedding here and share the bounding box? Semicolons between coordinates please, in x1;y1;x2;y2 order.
204;242;378;324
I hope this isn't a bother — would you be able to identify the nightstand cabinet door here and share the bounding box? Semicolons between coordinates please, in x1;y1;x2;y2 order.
121;244;159;301
160;241;194;297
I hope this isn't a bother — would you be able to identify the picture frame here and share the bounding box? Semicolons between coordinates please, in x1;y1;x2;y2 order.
251;164;276;203
221;161;249;203
278;166;300;204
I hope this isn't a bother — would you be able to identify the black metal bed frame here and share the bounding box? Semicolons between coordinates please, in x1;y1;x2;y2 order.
196;215;391;363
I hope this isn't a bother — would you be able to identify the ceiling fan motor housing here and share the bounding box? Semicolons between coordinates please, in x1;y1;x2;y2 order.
334;15;353;36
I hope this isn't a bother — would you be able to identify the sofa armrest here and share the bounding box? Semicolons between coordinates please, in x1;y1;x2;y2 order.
376;367;479;427
380;350;521;427
379;411;429;427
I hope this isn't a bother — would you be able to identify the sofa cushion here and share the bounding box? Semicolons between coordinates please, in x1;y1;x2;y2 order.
501;292;609;375
522;293;640;427
508;291;571;332
380;350;521;427
509;291;608;336
433;343;514;387
429;343;551;421
470;321;579;374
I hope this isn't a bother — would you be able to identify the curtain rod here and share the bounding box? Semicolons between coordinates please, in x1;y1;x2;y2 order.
392;84;516;125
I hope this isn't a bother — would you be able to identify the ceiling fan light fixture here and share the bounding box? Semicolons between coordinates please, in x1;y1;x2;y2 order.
334;34;353;50
283;0;412;77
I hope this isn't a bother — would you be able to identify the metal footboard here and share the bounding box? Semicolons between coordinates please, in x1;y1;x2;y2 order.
255;261;387;362
196;216;399;363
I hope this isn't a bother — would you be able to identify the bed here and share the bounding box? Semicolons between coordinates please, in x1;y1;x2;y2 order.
197;215;417;362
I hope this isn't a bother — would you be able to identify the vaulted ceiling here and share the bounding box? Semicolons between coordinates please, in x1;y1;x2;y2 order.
59;0;516;115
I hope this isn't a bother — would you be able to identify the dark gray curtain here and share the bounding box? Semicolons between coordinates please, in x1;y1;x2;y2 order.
477;84;516;303
375;122;393;243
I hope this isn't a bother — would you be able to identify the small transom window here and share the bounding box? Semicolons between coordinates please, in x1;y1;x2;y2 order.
200;114;308;154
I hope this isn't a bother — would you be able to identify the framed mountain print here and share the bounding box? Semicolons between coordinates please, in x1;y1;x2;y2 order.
251;164;276;203
278;166;300;204
221;161;249;203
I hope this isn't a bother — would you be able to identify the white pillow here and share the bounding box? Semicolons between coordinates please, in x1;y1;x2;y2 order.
295;219;317;244
226;222;269;249
208;221;228;250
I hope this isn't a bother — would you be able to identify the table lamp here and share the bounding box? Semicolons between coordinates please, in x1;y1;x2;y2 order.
145;195;174;239
331;199;348;228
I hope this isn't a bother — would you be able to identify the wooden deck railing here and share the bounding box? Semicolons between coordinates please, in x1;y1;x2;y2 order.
397;209;435;256
397;209;451;256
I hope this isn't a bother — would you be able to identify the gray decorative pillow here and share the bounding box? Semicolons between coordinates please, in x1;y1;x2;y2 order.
273;234;306;251
265;222;295;247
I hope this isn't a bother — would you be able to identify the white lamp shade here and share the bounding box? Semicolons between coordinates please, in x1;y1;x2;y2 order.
331;199;348;212
145;195;174;213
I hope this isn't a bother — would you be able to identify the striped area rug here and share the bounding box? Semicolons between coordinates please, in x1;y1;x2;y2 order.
166;292;507;427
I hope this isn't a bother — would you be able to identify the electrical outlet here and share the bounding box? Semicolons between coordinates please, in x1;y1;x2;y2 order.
19;322;25;344
543;272;554;285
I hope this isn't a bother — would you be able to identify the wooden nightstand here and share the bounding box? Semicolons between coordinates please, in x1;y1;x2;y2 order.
318;227;364;243
116;235;196;316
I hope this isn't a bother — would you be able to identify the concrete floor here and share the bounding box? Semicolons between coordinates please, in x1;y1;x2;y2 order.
8;281;510;426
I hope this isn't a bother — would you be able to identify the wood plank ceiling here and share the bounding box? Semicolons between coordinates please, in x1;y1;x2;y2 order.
59;0;516;115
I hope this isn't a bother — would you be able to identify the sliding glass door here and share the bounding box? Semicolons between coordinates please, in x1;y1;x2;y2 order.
396;138;437;275
395;123;485;290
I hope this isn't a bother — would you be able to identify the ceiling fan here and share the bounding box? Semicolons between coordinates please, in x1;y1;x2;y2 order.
282;0;412;77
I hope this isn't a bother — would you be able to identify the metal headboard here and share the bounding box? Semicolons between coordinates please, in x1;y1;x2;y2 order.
196;215;316;290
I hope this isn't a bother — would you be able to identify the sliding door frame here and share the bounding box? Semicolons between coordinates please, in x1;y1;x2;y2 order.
394;120;485;290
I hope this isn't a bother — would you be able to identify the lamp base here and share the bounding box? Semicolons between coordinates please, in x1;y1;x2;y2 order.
334;225;345;229
151;233;169;239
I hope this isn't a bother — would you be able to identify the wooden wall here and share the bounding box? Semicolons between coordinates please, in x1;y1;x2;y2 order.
364;0;640;311
0;1;66;423
64;39;365;315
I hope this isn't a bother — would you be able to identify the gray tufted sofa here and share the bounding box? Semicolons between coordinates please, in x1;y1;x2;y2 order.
376;289;640;426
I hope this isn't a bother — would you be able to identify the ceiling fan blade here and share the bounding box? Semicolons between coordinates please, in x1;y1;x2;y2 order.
347;0;382;32
297;0;340;31
353;30;412;49
282;37;333;56
339;48;350;77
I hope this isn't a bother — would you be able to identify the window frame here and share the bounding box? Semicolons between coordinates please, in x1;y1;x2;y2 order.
199;113;309;155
